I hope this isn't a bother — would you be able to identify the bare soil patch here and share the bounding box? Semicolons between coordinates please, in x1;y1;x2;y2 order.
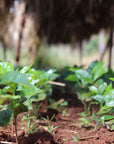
0;91;114;144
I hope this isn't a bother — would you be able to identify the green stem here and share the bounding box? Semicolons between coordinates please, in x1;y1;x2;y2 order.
14;117;18;144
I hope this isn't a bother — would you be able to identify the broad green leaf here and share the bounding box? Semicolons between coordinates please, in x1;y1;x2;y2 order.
28;68;38;75
0;94;21;99
0;71;29;85
2;84;16;94
98;82;107;94
110;78;114;81
68;67;81;72
65;74;78;82
76;69;91;79
31;93;46;102
0;110;13;126
92;95;104;103
105;94;114;107
22;85;43;97
89;86;98;93
105;83;112;92
100;115;114;121
20;65;32;73
87;60;98;73
92;62;104;74
75;69;91;85
7;101;15;110
93;68;105;81
0;62;14;75
94;79;104;86
105;99;114;107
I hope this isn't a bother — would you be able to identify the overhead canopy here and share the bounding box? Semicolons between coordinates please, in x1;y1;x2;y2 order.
0;0;114;43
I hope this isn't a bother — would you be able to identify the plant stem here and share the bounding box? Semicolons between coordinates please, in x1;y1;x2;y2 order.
14;117;18;144
11;121;13;137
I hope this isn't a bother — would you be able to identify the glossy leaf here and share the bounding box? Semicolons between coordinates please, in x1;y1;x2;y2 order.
98;82;107;94
87;60;98;73
92;62;104;74
75;69;91;85
105;99;114;107
100;115;114;121
65;74;78;82
0;71;29;85
22;85;43;97
31;93;46;102
0;110;13;126
93;68;105;81
0;62;14;75
0;94;21;99
20;65;32;73
105;83;112;92
110;78;114;81
105;94;114;107
92;95;104;103
89;86;98;93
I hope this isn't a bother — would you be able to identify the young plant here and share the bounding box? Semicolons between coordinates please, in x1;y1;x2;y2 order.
41;114;61;134
0;62;47;143
64;60;114;129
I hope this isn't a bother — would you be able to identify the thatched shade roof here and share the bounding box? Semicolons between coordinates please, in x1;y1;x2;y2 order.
0;0;114;44
25;0;114;43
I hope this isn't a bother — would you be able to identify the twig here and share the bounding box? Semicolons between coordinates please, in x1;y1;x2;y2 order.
0;141;14;144
48;81;65;87
59;129;78;134
78;135;94;140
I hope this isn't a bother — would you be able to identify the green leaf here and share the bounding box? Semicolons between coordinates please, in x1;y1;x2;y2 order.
0;71;29;85
105;99;114;107
94;79;104;86
0;94;21;99
110;78;114;81
100;115;114;121
7;101;15;111
0;110;13;126
92;95;104;103
92;62;104;74
91;62;105;81
105;94;114;107
0;62;14;75
20;65;32;73
89;86;98;93
46;69;59;80
93;68;105;81
105;83;112;92
22;85;43;97
65;74;78;82
87;60;98;73
31;93;46;102
98;82;107;94
75;69;91;85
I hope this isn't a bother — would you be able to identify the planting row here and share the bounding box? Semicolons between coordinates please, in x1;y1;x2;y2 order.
0;60;114;143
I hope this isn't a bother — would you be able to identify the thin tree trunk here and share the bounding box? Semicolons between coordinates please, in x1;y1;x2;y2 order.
15;6;26;65
108;23;113;68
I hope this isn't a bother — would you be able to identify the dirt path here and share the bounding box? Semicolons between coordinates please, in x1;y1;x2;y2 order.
0;89;114;144
0;105;114;144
